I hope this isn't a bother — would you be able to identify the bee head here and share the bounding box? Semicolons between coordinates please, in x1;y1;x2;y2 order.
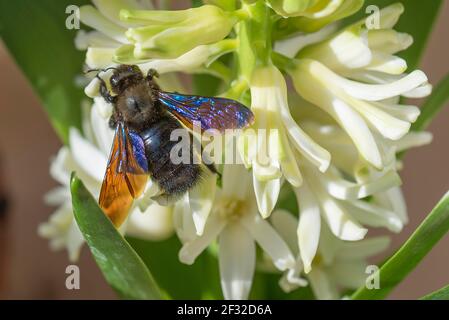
109;64;143;94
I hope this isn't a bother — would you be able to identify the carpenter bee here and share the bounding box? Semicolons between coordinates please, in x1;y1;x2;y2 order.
91;64;254;227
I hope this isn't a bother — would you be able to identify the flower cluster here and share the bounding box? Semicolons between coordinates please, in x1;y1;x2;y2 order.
40;0;432;299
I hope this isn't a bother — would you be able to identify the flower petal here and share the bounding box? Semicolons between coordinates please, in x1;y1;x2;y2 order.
373;186;408;224
178;214;226;265
69;128;107;182
367;30;413;54
395;131;433;152
298;25;372;71
86;47;116;69
278;257;308;293
365;52;407;75
313;184;368;241
173;195;197;243
342;200;403;233
355;3;404;29
373;102;420;123
279;128;303;187
346;96;411;140
331;99;382;168
308;268;339;300
281;112;331;172
271;209;299;254
337;236;390;260
79;5;128;43
291;61;383;168
92;0;151;27
219;223;255;300
126;204;174;241
329;260;366;288
93;96;113;118
66;220;85;262
402;83;432;98
241;212;295;271
91;104;115;155
139;45;211;74
44;186;70;206
222;164;252;200
49;147;71;186
275;24;337;58
295;181;321;273
253;175;281;219
321;167;401;200
340;70;428;101
189;173;217;236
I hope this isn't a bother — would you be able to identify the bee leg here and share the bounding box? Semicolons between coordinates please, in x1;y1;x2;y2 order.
147;68;159;80
97;75;116;104
204;162;221;178
108;113;117;129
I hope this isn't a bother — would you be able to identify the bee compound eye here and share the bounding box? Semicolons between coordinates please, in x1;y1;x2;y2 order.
110;76;119;87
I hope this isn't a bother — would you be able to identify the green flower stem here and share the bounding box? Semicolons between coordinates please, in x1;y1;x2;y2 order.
208;39;238;66
203;60;232;83
272;51;296;72
237;0;273;82
221;77;249;100
233;7;251;20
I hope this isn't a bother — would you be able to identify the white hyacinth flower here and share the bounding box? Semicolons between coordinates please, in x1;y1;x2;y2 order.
175;164;304;300
287;121;432;272
282;3;430;170
272;210;390;299
238;64;330;218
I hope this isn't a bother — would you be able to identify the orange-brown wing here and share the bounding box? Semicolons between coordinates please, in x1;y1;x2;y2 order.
99;122;148;227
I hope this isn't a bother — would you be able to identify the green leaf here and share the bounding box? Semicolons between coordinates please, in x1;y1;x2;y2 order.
351;191;449;300
128;236;223;299
411;73;449;131
0;0;88;144
70;173;162;300
421;284;449;300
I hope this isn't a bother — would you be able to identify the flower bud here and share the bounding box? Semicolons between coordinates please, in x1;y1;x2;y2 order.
119;5;239;59
267;0;319;17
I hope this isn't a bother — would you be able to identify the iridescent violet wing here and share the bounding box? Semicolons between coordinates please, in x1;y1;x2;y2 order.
158;91;254;133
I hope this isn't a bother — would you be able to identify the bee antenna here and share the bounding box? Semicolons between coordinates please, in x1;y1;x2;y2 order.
84;67;118;75
84;68;101;75
103;67;118;72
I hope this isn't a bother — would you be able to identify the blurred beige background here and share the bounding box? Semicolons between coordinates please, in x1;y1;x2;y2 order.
0;2;448;299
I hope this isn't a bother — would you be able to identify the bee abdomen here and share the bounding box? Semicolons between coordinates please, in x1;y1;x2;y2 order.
140;116;202;197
